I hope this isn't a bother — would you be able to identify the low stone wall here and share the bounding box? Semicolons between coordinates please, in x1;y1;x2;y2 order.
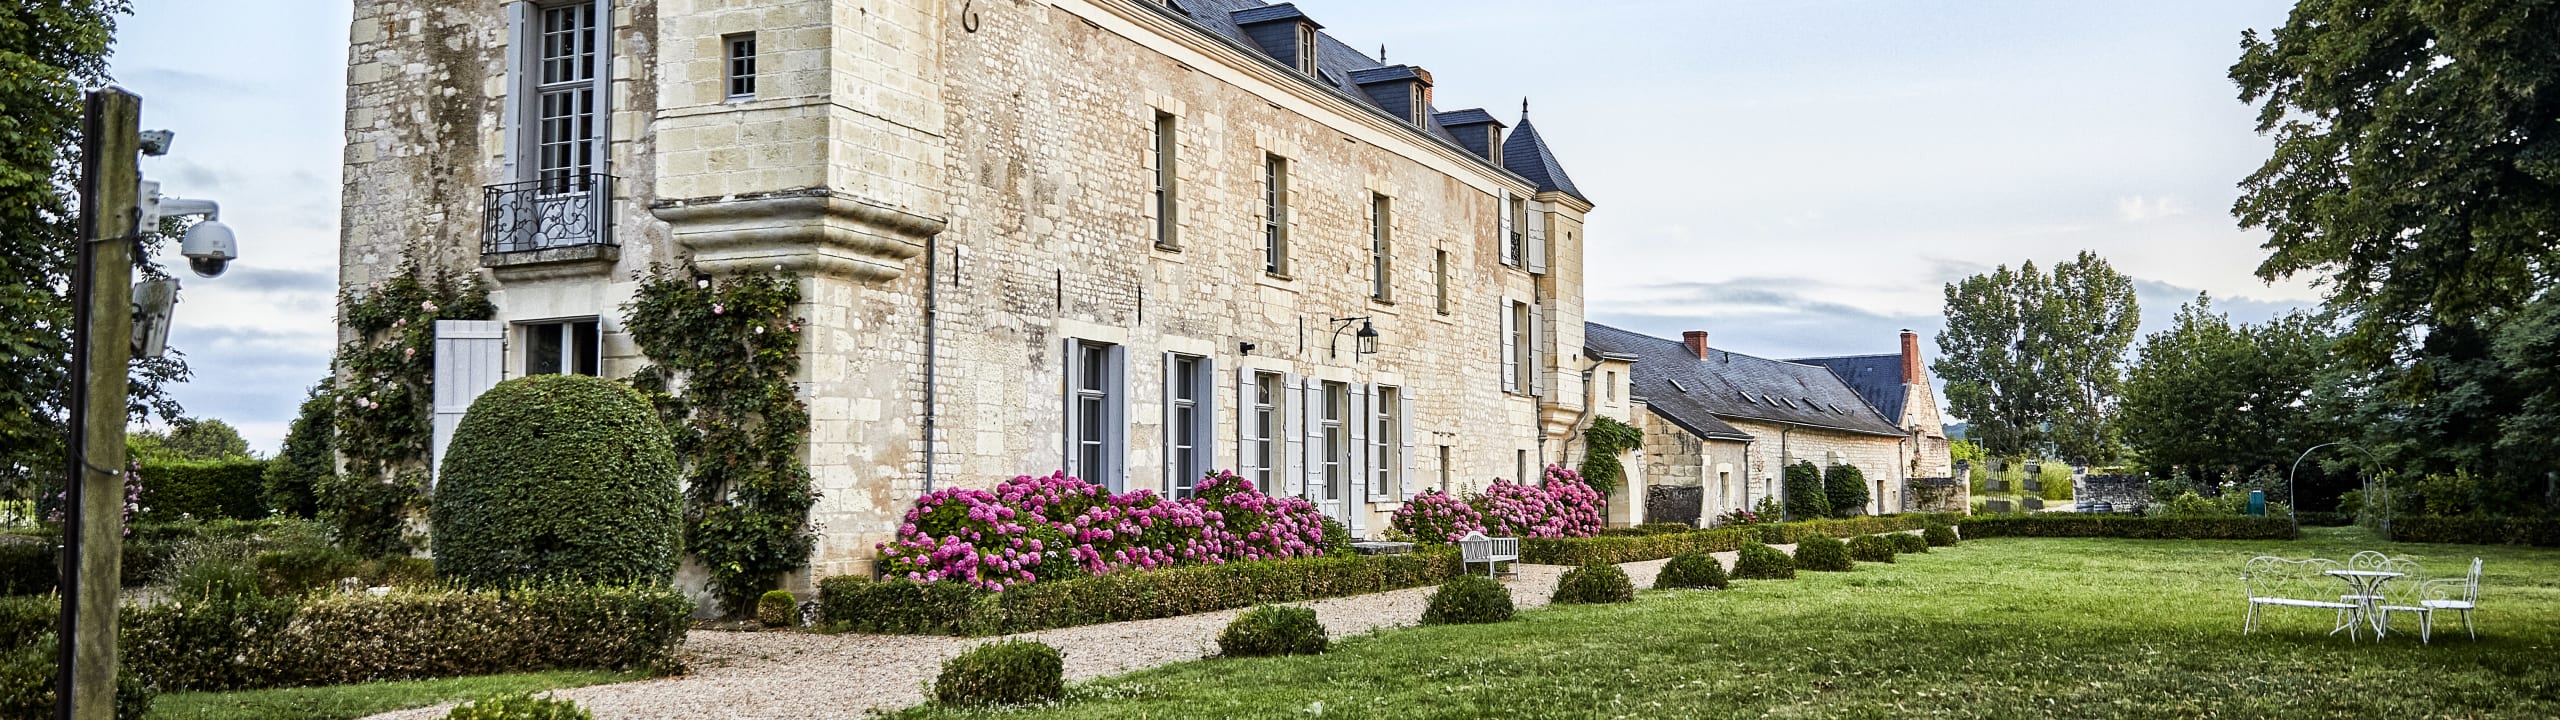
1646;485;1703;527
2077;474;2149;512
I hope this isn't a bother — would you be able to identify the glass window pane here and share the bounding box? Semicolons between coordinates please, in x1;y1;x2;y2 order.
526;323;563;375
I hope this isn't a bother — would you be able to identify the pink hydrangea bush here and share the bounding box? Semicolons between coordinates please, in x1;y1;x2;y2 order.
1461;465;1604;539
874;486;1068;591
1391;489;1485;543
1194;471;1329;561
878;470;1330;591
1540;465;1606;538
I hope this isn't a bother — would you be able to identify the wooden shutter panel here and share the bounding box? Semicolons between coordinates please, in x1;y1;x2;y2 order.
431;320;506;482
1162;352;1178;494
1497;190;1515;265
502;4;534;184
1108;343;1129;492
1282;374;1304;496
1398;388;1416;501
588;0;613;179
1529;302;1547;399
1195;355;1216;486
1500;299;1518;393
1235;369;1257;483
1350;384;1373;500
1298;379;1321;499
1526;203;1549;274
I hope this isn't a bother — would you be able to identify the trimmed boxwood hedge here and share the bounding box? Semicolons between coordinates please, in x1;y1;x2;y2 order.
1731;543;1795;580
1;535;180;596
1518;513;1963;565
1422;574;1514;625
1217;605;1327;657
1889;532;1928;554
934;640;1064;707
136;459;271;522
1957;515;2297;540
433;375;682;587
1846;534;1897;563
1793;534;1854;572
1922;525;1960;547
2387;516;2560;547
2296;511;2355;527
822;550;1460;636
1551;564;1636;604
1653;552;1728;590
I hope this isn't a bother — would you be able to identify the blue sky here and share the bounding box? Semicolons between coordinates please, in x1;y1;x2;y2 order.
106;0;2319;452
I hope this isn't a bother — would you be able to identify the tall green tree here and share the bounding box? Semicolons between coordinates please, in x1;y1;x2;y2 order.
2119;295;2341;485
1933;252;2138;463
264;381;334;518
0;1;185;500
2232;0;2560;371
128;417;250;463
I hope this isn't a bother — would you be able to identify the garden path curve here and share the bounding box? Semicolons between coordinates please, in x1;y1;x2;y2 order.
366;545;1795;719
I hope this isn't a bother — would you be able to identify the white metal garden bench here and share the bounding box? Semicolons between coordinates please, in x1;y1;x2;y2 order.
2242;556;2363;640
1458;531;1519;578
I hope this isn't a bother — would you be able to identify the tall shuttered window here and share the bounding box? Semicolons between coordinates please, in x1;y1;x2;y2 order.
1507;195;1528;269
1371;386;1401;499
1152;112;1179;249
1165;354;1211;498
1320;381;1347;504
535;4;598;195
1264;154;1289;275
1066;339;1126;489
1252;371;1282;490
1370;194;1392;301
1295;24;1317;74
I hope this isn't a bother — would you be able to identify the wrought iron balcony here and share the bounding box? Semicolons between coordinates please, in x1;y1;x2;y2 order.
482;174;616;254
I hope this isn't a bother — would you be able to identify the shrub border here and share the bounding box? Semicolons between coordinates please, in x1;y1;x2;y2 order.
821;550;1461;636
1956;515;2297;540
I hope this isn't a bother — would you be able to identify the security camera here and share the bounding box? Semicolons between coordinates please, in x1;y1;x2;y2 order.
139;130;175;157
179;219;237;278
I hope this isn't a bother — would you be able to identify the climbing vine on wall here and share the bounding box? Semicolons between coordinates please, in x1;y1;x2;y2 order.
1577;416;1643;496
328;264;495;555
623;265;817;614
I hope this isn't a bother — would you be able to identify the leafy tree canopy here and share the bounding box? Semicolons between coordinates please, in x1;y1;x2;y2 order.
2119;294;2343;485
128;417;251;463
1933;251;2137;464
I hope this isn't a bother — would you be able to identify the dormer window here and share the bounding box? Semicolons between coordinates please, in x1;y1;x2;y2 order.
1296;24;1317;74
1409;89;1426;125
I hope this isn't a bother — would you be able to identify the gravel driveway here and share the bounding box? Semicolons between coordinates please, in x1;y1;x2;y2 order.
367;545;1807;719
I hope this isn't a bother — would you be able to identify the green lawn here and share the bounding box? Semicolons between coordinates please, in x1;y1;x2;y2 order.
145;671;638;720
896;527;2560;719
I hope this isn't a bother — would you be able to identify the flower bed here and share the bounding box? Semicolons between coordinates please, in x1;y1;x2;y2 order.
1390;465;1605;542
821;549;1460;636
876;471;1328;592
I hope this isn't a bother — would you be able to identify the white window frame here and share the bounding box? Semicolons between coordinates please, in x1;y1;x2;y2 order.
1264;154;1289;276
1163;352;1214;498
1242;370;1285;491
1152;111;1179;250
1370;193;1393;301
1295;23;1318;74
1064;338;1128;491
1320;381;1348;504
724;32;757;101
519;318;601;377
1369;385;1409;501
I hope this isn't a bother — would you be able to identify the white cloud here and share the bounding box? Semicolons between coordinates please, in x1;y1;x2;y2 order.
2115;195;2192;222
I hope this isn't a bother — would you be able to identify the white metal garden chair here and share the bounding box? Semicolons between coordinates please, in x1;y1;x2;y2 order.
2242;556;2361;640
2391;557;2483;643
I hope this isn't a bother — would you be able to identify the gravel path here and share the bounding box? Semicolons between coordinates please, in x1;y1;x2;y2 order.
366;542;1824;719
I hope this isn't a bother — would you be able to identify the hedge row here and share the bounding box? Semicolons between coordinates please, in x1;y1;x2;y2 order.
0;537;178;596
822;550;1461;636
2296;512;2355;527
1515;513;1962;565
2386;516;2560;547
137;459;272;522
1957;515;2297;540
3;584;689;692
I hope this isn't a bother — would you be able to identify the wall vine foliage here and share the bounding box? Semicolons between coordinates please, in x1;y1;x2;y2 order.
328;264;493;555
623;266;817;614
1577;416;1643;496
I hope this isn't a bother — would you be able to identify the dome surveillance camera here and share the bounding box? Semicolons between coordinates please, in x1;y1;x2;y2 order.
180;219;236;278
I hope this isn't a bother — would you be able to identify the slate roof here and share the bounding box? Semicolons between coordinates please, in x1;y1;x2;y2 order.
1787;354;1908;424
1502;117;1589;204
1434;108;1501;128
1150;0;1568;187
1584;323;1909;440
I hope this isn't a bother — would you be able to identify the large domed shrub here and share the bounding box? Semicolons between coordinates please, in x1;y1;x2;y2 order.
1422;575;1514;625
1218;605;1327;657
1731;542;1795;580
1847;535;1897;563
1551;564;1635;604
1923;524;1960;547
1793;534;1855;572
934;640;1064;707
433;375;681;586
1654;552;1728;590
1890;532;1929;554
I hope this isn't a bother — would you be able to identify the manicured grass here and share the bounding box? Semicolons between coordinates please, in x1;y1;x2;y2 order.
894;527;2560;719
145;671;638;720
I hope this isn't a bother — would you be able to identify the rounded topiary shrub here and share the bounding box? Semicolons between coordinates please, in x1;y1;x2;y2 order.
1422;574;1515;625
1923;524;1960;547
934;640;1065;707
1654;551;1728;590
1890;532;1929;554
757;590;798;628
1552;564;1636;604
1731;542;1795;579
432;374;682;587
1847;535;1897;563
1218;605;1328;657
1794;534;1855;572
445;693;592;720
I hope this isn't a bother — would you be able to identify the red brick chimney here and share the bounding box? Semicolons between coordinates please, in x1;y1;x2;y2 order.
1682;331;1710;360
1900;329;1923;384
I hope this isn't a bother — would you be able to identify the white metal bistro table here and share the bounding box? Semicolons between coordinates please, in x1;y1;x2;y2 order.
2326;569;2404;637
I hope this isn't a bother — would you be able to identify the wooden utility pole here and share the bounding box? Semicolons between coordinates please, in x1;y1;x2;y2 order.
61;87;140;720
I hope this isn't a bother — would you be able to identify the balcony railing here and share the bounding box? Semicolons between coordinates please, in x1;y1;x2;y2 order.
482;174;615;254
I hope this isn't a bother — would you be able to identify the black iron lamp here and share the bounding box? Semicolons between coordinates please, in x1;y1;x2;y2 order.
1329;316;1379;360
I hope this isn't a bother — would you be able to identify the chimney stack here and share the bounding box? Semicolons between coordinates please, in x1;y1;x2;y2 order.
1683;331;1711;360
1900;329;1923;384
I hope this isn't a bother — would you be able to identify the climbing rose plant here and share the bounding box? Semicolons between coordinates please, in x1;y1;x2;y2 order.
329;264;494;555
624;266;817;613
878;470;1327;591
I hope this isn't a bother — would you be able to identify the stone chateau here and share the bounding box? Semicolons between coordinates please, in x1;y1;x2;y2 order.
339;0;1604;588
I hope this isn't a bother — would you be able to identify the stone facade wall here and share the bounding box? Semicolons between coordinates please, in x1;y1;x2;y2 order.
341;0;1590;588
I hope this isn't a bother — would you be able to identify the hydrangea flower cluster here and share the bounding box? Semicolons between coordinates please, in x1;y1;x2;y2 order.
878;470;1329;591
1541;465;1606;537
1390;489;1484;543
